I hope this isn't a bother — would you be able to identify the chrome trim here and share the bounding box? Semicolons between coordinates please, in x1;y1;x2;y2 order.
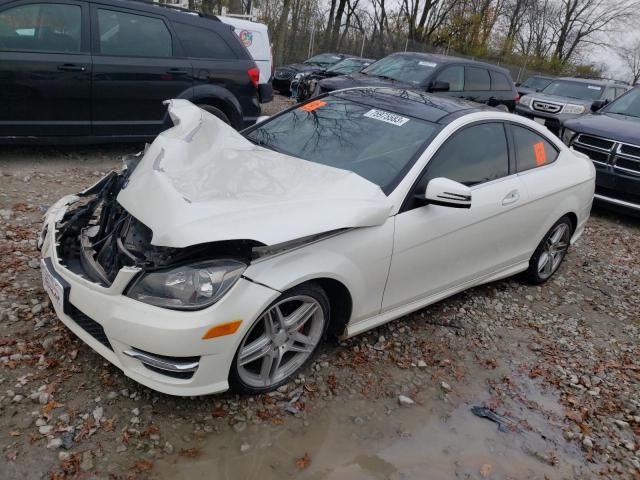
532;100;563;113
574;134;615;153
594;194;640;211
617;142;640;160
123;349;199;373
613;164;640;175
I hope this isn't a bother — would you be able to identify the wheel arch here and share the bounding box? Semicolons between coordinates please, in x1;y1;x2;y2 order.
176;85;244;129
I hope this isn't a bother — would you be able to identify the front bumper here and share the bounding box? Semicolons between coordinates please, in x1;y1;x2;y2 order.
514;106;579;134
593;169;640;212
40;196;279;396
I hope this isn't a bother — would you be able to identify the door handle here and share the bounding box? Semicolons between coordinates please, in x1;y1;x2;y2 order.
57;64;86;72
166;69;188;76
502;190;520;206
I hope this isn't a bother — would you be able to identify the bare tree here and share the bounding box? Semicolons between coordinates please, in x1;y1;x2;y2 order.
619;38;640;84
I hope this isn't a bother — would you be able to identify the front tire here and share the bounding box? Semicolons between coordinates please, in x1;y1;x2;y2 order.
525;216;573;284
229;284;330;394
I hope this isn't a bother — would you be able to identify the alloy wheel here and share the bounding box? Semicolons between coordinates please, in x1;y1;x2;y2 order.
537;222;571;280
236;295;325;388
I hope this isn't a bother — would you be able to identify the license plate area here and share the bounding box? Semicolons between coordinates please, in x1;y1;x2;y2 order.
41;258;70;314
533;117;547;125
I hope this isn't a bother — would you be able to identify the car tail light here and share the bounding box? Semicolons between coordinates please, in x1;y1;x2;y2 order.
247;67;259;89
515;94;521;103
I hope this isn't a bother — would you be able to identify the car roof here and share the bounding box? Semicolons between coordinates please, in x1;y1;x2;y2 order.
554;77;629;87
86;0;222;23
390;52;512;75
330;87;492;124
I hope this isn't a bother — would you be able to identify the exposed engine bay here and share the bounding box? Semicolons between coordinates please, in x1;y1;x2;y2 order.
55;156;261;287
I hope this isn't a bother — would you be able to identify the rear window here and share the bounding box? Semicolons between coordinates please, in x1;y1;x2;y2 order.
245;97;439;193
465;67;490;90
511;125;558;172
490;71;512;91
174;23;237;59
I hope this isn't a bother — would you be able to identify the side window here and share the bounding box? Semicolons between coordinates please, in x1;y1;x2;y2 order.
615;88;627;98
416;123;509;192
435;66;464;92
511;125;558;172
490;71;512;91
602;87;616;102
464;67;490;91
97;9;172;57
173;23;237;60
0;3;81;52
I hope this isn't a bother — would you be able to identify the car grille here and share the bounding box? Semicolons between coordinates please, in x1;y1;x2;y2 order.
275;70;293;80
572;134;640;175
532;100;563;114
68;304;113;351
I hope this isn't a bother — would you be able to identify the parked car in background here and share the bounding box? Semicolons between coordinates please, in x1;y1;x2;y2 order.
218;15;273;103
317;52;520;111
0;0;262;143
562;87;640;213
291;56;374;101
273;52;352;94
516;75;554;97
40;88;594;396
516;77;630;135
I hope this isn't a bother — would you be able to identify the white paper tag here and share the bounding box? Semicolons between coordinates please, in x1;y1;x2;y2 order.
364;109;410;126
418;61;437;67
587;85;602;90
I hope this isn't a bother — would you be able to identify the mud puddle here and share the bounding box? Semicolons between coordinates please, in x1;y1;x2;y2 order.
154;360;584;479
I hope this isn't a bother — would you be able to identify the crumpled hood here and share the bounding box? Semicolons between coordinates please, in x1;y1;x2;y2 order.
319;72;413;92
117;100;392;248
564;112;640;145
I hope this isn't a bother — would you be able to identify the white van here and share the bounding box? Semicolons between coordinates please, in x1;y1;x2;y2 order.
218;16;273;102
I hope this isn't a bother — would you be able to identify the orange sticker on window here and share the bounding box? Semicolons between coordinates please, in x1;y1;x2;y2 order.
299;100;326;112
533;142;546;166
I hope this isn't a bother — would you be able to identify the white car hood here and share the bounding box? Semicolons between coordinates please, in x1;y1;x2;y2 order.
117;100;393;248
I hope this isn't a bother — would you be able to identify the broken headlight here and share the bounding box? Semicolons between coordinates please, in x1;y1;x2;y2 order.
126;260;246;310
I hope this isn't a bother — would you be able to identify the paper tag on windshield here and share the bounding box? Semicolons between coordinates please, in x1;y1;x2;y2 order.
587;85;602;90
418;61;437;67
364;109;409;126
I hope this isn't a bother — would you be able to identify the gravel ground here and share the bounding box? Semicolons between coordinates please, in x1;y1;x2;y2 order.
0;96;639;479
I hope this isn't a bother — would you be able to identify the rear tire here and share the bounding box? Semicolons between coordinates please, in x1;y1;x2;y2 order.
229;283;330;395
525;216;573;284
197;104;230;125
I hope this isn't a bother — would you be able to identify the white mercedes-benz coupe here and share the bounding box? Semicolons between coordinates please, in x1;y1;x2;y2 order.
39;88;595;396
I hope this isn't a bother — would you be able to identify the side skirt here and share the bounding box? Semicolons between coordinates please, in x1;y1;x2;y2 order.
344;261;529;338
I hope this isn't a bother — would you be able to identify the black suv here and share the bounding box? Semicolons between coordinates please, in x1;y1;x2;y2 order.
317;52;519;111
0;0;263;143
273;52;352;94
562;87;640;214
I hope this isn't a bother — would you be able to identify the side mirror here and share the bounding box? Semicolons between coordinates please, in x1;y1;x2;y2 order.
591;100;605;112
515;82;521;87
428;81;450;92
424;177;472;209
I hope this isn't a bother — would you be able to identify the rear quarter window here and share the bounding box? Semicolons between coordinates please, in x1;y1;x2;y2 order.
511;124;558;172
174;23;237;59
464;67;490;91
490;71;512;91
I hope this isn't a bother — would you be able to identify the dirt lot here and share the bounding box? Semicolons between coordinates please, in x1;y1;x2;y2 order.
1;99;639;479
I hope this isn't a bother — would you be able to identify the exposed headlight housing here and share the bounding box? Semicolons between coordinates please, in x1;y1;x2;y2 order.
561;127;577;145
126;259;246;310
519;96;533;108
562;104;585;115
295;72;310;80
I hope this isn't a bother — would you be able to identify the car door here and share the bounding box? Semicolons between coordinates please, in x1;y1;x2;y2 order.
463;66;491;104
432;65;465;99
90;5;192;137
0;0;91;137
382;122;529;311
506;122;563;255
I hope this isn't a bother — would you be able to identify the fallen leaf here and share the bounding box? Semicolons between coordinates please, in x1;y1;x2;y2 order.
132;459;153;472
480;463;493;478
295;452;311;470
179;448;201;458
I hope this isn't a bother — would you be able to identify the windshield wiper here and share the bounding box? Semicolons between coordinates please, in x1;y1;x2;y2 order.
247;137;280;153
375;74;397;81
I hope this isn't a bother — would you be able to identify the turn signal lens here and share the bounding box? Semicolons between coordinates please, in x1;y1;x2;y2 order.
202;320;242;339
